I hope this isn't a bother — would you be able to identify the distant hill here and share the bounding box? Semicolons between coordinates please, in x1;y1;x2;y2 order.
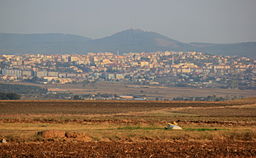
86;29;193;52
190;42;256;57
0;30;255;57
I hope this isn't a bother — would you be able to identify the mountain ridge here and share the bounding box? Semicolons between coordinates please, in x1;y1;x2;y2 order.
0;30;255;57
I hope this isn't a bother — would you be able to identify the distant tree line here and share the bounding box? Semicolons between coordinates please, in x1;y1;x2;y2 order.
173;95;226;101
0;92;20;100
172;95;244;101
0;84;47;94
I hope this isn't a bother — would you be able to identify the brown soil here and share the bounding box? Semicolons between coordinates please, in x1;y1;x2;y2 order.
1;99;256;157
65;132;92;141
0;100;248;115
0;141;255;157
39;130;66;139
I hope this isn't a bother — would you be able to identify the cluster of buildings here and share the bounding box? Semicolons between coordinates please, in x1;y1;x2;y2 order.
0;51;255;89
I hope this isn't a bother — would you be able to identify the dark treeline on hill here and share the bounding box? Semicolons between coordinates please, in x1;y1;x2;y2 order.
0;84;47;95
0;92;20;100
172;95;243;101
0;29;255;58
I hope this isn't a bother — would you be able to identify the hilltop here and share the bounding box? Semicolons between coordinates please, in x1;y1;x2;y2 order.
0;29;255;57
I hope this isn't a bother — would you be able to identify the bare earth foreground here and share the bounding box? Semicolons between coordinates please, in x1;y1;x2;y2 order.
0;99;256;157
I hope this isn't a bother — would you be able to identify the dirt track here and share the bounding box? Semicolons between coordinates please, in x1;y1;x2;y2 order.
1;141;256;157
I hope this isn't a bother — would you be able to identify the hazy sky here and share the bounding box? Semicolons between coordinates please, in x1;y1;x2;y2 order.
0;0;255;43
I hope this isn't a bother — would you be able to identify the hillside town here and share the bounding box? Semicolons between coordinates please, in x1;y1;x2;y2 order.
0;51;255;89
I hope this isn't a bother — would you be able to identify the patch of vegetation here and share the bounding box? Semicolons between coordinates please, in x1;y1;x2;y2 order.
172;95;236;101
0;83;47;95
0;92;20;100
184;128;226;131
117;126;162;130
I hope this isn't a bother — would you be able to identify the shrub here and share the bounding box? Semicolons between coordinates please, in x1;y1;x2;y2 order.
0;92;20;100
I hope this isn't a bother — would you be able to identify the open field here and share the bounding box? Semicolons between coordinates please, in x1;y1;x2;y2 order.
2;81;256;100
0;98;256;157
45;81;256;98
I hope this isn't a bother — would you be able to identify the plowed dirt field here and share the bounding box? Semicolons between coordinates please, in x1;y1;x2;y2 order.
0;99;256;157
1;141;256;157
